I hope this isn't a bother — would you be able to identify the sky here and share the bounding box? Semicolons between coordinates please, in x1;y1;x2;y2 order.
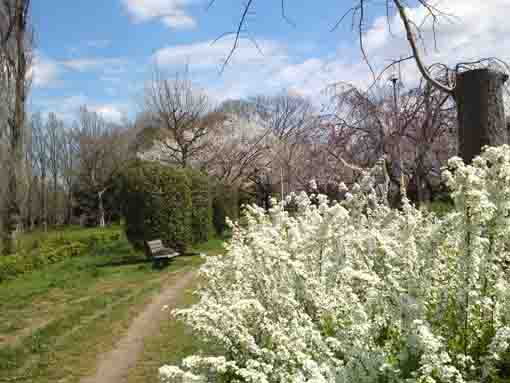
29;0;510;123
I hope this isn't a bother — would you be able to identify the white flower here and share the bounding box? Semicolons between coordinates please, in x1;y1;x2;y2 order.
338;182;348;192
159;145;510;383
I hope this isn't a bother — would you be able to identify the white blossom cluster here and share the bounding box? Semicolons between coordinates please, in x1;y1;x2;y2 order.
161;146;510;383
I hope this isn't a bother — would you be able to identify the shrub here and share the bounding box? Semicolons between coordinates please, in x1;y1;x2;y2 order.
425;199;454;217
161;146;510;383
0;226;122;283
212;183;239;236
187;170;213;243
121;160;193;252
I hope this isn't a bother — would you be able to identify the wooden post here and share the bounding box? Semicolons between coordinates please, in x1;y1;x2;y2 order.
455;69;508;163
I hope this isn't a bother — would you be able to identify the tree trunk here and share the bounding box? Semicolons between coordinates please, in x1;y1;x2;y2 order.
2;161;19;255
66;190;73;225
2;1;29;254
41;173;47;232
25;176;33;230
455;69;508;163
98;189;106;228
53;174;58;225
414;144;427;206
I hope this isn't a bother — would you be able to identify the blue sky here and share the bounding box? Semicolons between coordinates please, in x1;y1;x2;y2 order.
29;0;510;123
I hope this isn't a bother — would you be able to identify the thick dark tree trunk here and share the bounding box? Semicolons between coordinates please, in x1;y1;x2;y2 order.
2;161;19;255
1;1;29;254
455;69;508;163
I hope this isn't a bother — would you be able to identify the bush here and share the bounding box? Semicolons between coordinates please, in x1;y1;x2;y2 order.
212;183;239;236
425;199;454;217
0;226;122;283
161;146;510;383
121;160;194;252
187;170;213;243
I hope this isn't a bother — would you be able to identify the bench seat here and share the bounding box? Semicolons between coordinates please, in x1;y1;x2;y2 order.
146;240;180;268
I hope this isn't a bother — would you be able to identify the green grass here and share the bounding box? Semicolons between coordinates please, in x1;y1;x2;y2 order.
0;225;125;283
192;237;227;256
0;227;212;383
14;224;122;252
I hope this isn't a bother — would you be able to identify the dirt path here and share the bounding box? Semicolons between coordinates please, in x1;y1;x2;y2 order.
80;271;195;383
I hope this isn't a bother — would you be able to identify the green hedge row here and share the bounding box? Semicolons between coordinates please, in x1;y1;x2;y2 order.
121;160;215;252
212;183;239;235
188;170;214;243
0;228;121;283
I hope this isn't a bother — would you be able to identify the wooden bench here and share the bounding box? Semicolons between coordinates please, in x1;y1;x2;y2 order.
145;240;179;269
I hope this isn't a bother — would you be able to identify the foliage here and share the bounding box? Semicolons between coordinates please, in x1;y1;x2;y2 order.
425;199;455;217
0;226;122;283
72;174;124;226
161;146;510;383
212;183;239;236
188;170;213;243
122;160;193;252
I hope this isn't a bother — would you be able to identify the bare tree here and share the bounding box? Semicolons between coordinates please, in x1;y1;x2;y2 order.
45;113;63;225
30;112;49;231
0;0;32;254
75;106;129;227
59;124;79;224
201;104;271;187
211;0;509;164
327;80;455;203
252;93;318;194
143;70;214;168
404;81;456;203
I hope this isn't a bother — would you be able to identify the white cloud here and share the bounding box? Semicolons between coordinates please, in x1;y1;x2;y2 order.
360;0;510;84
151;37;293;102
28;52;129;89
153;37;287;71
35;94;88;121
257;0;510;98
62;58;127;73
89;104;126;123
162;13;195;29
31;0;510;114
30;55;60;87
33;94;128;124
151;37;368;102
122;0;196;29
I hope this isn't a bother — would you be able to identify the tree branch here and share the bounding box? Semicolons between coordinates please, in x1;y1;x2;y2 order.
392;0;454;94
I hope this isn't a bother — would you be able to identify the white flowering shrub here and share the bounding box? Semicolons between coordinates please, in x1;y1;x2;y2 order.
160;146;510;383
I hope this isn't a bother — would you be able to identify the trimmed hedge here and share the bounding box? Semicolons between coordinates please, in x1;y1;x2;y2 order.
187;170;213;243
212;183;239;236
0;227;121;283
121;160;195;252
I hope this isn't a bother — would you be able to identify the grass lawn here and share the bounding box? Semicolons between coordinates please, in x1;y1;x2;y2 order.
0;227;221;383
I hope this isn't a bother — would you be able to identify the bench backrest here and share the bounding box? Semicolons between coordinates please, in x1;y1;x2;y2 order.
147;240;165;254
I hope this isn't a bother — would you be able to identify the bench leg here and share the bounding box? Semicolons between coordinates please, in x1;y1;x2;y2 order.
153;258;170;269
